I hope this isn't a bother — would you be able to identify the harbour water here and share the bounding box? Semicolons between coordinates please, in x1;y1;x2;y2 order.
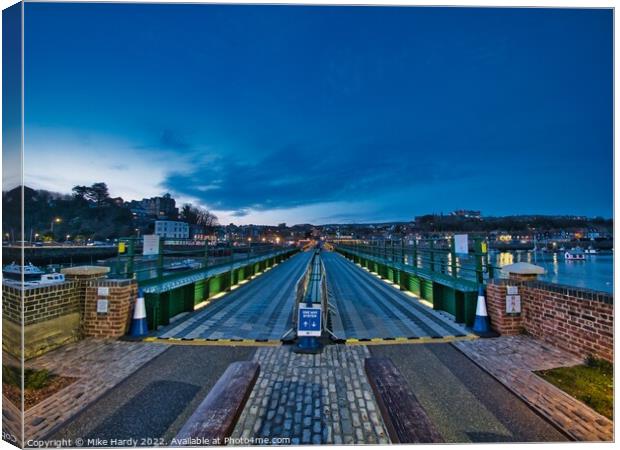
494;251;613;294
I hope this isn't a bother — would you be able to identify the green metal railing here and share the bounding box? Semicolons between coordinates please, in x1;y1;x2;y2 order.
332;237;502;326
108;236;289;283
335;237;501;285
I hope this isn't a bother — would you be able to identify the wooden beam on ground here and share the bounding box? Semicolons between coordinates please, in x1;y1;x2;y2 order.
365;357;443;443
174;361;260;444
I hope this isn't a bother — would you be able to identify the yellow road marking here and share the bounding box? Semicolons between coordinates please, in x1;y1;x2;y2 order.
345;335;477;346
143;337;281;347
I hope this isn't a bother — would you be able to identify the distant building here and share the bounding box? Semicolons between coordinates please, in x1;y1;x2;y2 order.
451;209;481;219
128;206;150;220
143;193;178;219
126;193;179;220
111;197;124;206
154;220;189;239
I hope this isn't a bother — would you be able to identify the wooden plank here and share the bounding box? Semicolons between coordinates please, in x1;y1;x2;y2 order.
365;357;443;443
174;361;260;444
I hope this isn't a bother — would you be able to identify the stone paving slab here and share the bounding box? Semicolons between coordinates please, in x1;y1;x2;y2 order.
231;345;390;445
2;393;22;445
16;339;169;442
453;336;613;442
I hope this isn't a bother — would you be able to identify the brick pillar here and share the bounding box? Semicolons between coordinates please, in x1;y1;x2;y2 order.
485;281;523;335
61;266;110;311
82;279;138;338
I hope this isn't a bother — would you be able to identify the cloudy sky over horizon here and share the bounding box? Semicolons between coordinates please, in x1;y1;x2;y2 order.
20;3;613;225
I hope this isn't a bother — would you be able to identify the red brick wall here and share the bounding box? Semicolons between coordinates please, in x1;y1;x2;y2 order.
486;280;613;362
82;280;137;338
485;283;523;335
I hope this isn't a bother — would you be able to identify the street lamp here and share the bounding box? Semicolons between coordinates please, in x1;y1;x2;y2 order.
51;217;61;234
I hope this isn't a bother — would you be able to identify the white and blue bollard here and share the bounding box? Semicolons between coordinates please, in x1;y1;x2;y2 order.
472;286;497;338
129;288;149;337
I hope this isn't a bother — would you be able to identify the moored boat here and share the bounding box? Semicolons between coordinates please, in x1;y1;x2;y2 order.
3;262;45;281
2;262;66;286
564;248;586;261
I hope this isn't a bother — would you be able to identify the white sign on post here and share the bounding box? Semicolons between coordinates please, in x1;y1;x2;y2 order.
506;295;521;314
454;234;469;255
97;299;109;314
97;287;109;297
297;305;322;337
143;234;160;256
507;286;519;295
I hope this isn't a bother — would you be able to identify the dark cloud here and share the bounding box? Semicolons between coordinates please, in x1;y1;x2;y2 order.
134;129;191;151
163;142;472;215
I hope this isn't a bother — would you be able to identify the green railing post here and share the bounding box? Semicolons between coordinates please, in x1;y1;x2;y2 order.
401;239;405;264
450;236;457;278
413;239;418;268
475;239;484;284
127;238;135;279
204;240;209;267
156;236;164;280
391;240;395;262
115;241;122;277
484;240;494;279
429;239;435;273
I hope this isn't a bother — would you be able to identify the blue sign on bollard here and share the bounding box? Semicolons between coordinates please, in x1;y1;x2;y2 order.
297;306;322;336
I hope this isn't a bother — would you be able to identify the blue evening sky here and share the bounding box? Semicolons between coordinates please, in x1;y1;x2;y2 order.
23;4;612;224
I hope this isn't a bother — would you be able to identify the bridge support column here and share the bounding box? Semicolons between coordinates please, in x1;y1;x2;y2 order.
420;279;432;303
393;268;400;286
432;283;443;311
398;270;408;291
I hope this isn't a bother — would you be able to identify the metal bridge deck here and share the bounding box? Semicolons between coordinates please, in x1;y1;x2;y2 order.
323;252;471;340
154;251;312;341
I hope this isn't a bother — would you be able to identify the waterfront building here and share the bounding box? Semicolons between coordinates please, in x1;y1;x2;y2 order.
154;220;189;239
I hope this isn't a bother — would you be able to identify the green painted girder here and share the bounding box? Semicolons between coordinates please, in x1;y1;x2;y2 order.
139;249;298;294
336;248;478;293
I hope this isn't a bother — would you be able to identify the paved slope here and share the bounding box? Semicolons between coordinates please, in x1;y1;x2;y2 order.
48;346;257;445
323;252;469;339
370;344;567;443
156;251;312;340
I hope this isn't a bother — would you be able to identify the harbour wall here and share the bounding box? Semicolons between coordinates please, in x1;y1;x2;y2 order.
2;249;298;359
486;280;613;362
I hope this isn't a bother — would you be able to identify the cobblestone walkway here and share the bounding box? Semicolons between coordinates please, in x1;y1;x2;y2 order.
231;345;390;445
454;336;613;441
20;339;169;442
